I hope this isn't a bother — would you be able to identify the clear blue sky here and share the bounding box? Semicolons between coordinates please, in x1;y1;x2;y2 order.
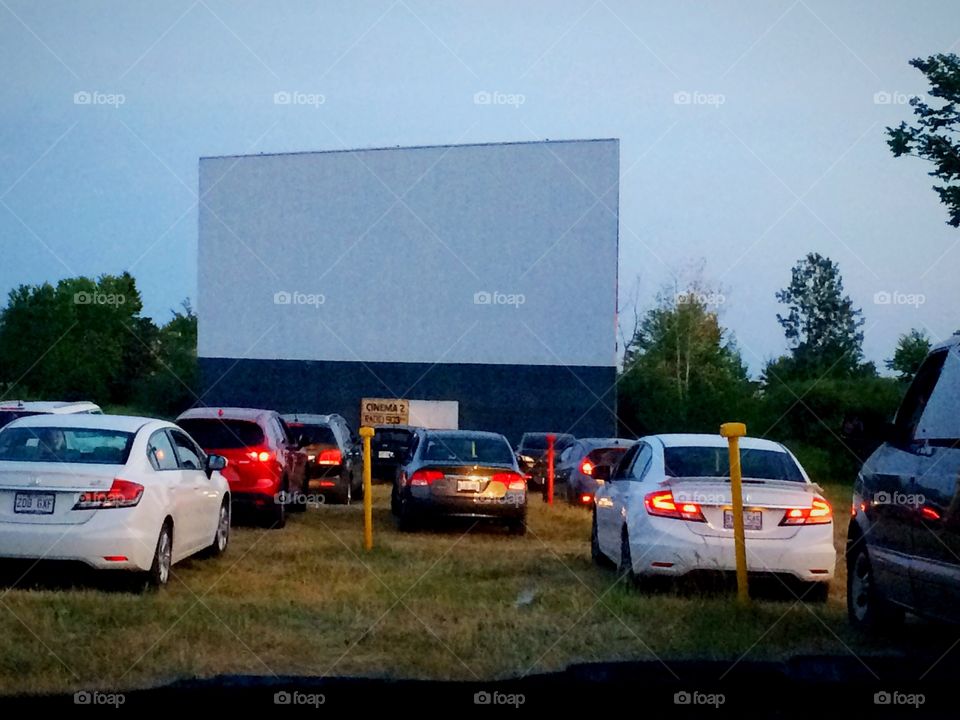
1;0;957;375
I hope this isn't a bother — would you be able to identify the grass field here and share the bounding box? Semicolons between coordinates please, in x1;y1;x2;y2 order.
0;482;936;695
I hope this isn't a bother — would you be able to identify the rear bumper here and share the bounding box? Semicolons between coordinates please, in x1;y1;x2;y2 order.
406;487;526;520
0;509;157;571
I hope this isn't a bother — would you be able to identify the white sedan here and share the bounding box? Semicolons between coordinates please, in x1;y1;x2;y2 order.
592;434;835;598
0;414;231;587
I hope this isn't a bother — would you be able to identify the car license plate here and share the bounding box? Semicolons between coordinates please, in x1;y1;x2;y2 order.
378;450;394;459
14;492;56;515
457;479;481;493
723;509;762;531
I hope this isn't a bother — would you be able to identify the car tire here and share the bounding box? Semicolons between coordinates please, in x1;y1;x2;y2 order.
591;510;614;568
202;500;230;557
397;496;418;532
507;517;526;536
390;482;400;517
802;581;829;603
264;488;287;529
146;522;173;589
289;474;307;513
337;478;352;505
618;526;635;584
847;540;903;630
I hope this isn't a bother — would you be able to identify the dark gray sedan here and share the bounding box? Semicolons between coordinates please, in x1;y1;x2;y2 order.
393;429;527;534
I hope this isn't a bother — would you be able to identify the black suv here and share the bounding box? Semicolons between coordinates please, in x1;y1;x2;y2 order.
848;333;960;627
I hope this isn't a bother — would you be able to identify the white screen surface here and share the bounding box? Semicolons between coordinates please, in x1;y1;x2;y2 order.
198;139;618;367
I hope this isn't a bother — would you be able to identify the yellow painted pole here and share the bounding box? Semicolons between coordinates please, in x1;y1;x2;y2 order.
720;422;749;605
359;426;375;551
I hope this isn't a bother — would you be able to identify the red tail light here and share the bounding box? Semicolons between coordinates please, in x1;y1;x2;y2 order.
410;469;444;486
247;449;273;463
492;471;526;490
74;479;144;510
316;449;342;465
780;498;832;525
579;493;593;504
580;459;594;476
644;490;706;522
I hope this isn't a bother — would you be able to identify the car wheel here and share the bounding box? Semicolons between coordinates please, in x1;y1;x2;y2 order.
507;516;527;536
618;526;635;584
801;581;829;603
390;482;400;517
264;488;287;529
203;500;230;557
591;510;613;568
147;522;173;589
397;496;418;531
338;478;352;505
290;474;307;513
847;541;903;630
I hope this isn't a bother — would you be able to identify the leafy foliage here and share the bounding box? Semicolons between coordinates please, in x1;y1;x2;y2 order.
885;328;933;382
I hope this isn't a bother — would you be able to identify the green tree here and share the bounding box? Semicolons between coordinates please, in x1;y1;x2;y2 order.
887;53;960;226
773;252;867;379
886;328;932;382
135;300;199;416
619;284;753;436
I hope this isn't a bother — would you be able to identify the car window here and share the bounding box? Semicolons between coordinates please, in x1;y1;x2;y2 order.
663;446;805;482
611;443;640;480
894;350;948;443
0;426;134;464
170;430;204;471
177;419;265;449
147;430;179;471
630;442;653;479
423;434;514;465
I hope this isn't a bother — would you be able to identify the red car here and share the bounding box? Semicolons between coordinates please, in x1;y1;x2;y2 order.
176;407;307;528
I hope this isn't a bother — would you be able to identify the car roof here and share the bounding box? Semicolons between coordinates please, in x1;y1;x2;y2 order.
178;407;275;422
1;413;162;433
0;400;100;413
648;433;786;452
931;332;960;353
521;431;575;439
578;437;636;447
424;429;509;442
281;413;338;425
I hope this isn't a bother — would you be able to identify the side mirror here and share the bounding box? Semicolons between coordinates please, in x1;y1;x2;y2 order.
206;454;227;477
593;465;611;482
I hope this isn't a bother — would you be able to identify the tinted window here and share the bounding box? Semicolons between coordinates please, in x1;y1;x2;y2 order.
170;430;204;470
520;433;574;451
177;419;265;449
663;446;804;482
0;427;134;464
147;430;179;471
629;443;653;480
586;446;629;468
287;423;337;446
894;350;947;442
611;443;640;480
0;411;44;429
423;434;514;465
373;429;414;448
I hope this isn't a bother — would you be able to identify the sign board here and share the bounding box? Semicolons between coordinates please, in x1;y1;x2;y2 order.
360;398;409;427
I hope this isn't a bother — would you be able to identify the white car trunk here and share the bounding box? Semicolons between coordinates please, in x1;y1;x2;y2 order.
668;478;822;540
0;462;118;525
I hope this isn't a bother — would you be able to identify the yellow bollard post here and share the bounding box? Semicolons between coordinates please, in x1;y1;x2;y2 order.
720;422;749;605
359;426;375;551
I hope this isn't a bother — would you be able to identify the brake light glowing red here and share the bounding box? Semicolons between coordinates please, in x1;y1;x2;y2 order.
580;493;593;504
920;506;941;521
248;450;272;462
410;469;444;486
492;471;526;490
74;479;144;510
643;490;706;522
780;498;832;525
580;459;594;476
317;449;342;465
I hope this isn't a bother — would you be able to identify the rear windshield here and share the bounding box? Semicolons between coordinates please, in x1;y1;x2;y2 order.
664;446;805;483
586;446;628;467
423;435;514;465
373;430;414;448
287;423;336;446
520;434;573;451
0;410;44;429
0;426;135;465
178;419;265;449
